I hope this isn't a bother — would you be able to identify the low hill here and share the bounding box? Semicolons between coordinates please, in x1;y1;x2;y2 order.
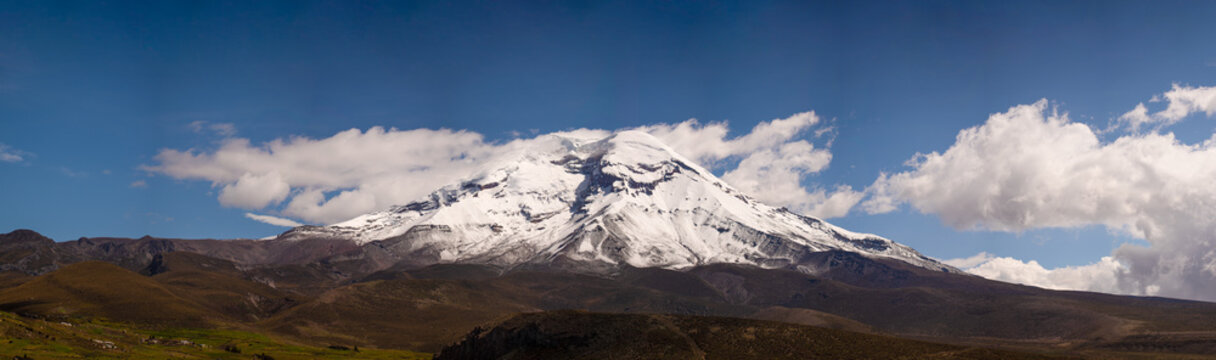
146;252;305;322
261;276;540;352
5;246;1216;358
0;261;213;327
434;311;1074;360
262;265;754;352
0;309;429;359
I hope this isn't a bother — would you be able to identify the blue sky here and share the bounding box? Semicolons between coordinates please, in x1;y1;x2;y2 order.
3;1;1216;296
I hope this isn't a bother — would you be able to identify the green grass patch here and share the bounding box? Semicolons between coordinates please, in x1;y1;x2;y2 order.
0;311;430;359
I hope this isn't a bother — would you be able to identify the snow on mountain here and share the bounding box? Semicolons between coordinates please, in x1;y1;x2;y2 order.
277;130;956;273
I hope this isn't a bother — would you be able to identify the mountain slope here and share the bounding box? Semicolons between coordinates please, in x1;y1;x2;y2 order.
281;131;952;274
4;251;1216;357
434;311;1072;360
0;261;213;326
145;252;305;322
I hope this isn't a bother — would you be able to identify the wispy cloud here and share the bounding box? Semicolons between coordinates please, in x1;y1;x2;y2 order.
941;252;996;269
58;167;86;178
1118;84;1216;132
244;213;304;227
129;180;148;188
0;143;31;163
188;121;237;137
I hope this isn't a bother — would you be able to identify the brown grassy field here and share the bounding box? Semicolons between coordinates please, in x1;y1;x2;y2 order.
435;310;1080;360
3;245;1216;359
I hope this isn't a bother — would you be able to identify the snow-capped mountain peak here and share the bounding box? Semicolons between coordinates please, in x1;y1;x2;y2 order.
277;130;955;273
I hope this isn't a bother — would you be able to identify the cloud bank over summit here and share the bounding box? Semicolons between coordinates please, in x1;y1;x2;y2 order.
145;112;855;226
145;83;1216;301
873;84;1216;301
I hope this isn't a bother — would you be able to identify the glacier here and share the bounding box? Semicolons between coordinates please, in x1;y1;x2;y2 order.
276;130;956;273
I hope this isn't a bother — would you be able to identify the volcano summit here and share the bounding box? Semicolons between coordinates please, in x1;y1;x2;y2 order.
278;131;953;274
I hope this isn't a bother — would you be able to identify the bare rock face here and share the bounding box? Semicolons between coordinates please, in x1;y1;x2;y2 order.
0;229;59;275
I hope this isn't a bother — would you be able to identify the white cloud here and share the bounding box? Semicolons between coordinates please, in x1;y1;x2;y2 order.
0;152;21;163
217;172;291;209
0;143;29;163
1117;103;1154;132
145;127;494;223
129;180;147;188
642;112;822;167
189;120;238;137
720;141;830;209
867;97;1216;301
1119;84;1216;131
941;252;996;269
210;123;237;137
804;185;865;219
244;213;304;227
645;112;858;218
949;253;1126;294
147;113;854;225
282;187;379;225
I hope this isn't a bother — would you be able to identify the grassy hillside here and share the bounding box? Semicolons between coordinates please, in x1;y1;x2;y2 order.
262;277;539;352
0;262;214;327
148;252;305;322
4;253;1216;358
434;311;1077;360
263;266;755;352
0;310;429;359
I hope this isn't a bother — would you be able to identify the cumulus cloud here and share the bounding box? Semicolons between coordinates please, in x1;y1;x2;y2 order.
1118;84;1216;131
218;172;291;209
947;253;1126;294
644;112;860;218
804;185;865;219
147;113;852;225
868;97;1216;301
0;143;30;163
145;127;492;223
642;112;823;165
244;213;304;227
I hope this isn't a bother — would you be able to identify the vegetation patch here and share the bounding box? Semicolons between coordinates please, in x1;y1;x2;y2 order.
0;311;429;359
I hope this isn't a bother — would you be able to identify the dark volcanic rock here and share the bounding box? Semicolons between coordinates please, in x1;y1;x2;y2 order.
0;229;60;275
0;229;54;245
0;229;374;278
434;311;1070;360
